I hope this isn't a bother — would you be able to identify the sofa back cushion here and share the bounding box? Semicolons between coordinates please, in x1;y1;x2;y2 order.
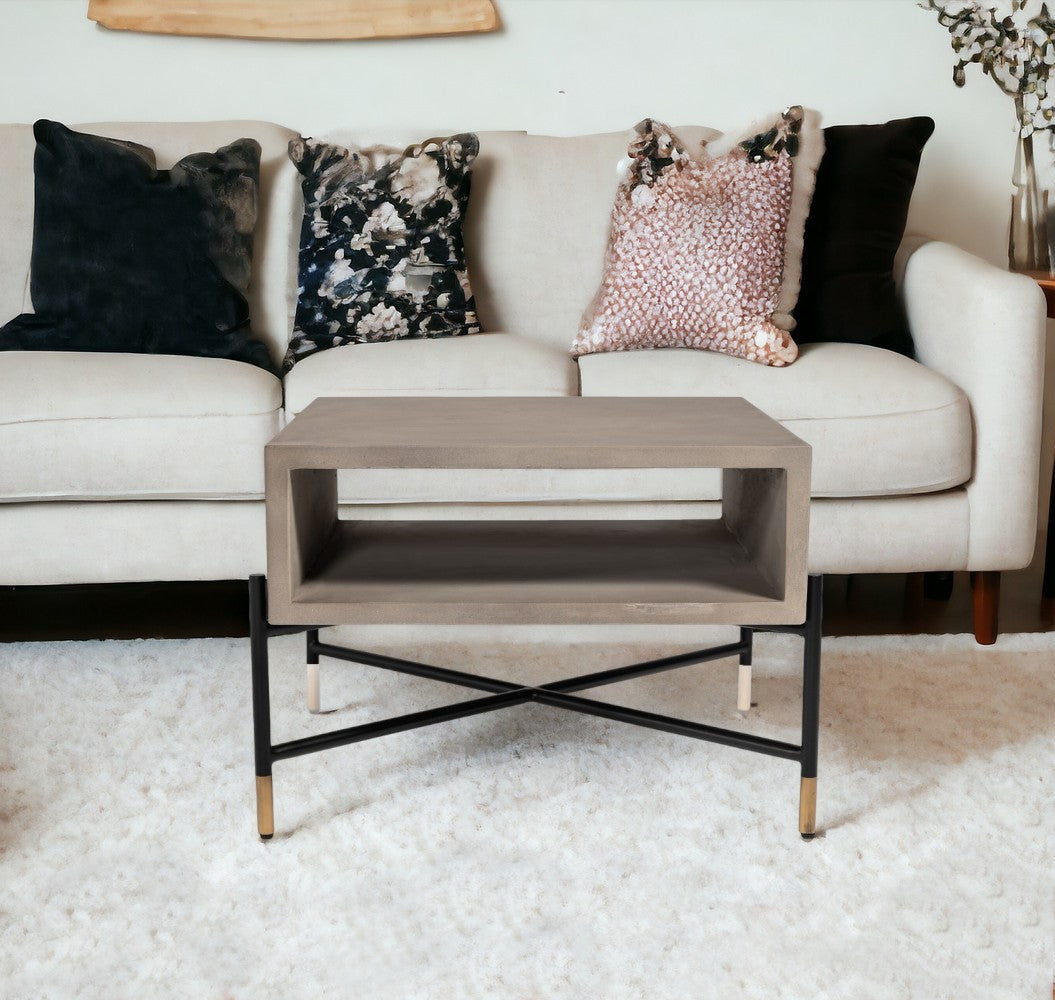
282;127;718;353
0;124;36;324
0;120;298;370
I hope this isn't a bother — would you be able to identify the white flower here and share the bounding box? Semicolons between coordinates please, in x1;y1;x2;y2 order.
318;255;363;303
360;202;408;243
631;184;655;208
355;303;410;342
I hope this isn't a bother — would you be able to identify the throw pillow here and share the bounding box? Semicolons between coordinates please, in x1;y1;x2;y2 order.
573;107;824;367
793;116;935;358
0;120;272;372
284;132;481;371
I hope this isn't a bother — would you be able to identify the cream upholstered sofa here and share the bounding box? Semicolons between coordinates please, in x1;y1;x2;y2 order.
0;120;1046;644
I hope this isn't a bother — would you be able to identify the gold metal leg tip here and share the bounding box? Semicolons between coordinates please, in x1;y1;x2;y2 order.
799;776;817;839
256;775;274;839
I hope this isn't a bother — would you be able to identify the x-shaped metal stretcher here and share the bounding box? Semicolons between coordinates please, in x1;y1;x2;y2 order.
249;574;823;840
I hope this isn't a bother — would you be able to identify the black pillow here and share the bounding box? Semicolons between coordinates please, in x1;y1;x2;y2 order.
0;120;274;372
793;116;935;358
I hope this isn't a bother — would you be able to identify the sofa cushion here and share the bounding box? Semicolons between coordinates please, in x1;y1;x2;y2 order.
283;332;577;415
577;341;972;498
0;351;281;501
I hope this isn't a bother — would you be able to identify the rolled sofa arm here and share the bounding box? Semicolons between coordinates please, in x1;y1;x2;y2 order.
894;237;1047;569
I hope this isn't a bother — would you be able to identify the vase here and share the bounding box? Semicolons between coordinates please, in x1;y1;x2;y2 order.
1009;109;1053;275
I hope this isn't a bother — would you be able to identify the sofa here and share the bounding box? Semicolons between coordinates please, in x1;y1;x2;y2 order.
0;120;1046;645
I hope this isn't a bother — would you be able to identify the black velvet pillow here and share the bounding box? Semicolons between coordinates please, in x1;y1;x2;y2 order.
0;120;274;372
793;116;935;358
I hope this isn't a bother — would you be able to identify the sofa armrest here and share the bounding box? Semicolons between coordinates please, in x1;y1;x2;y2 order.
895;237;1047;569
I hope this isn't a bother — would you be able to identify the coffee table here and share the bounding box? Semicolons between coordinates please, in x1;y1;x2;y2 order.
249;396;821;839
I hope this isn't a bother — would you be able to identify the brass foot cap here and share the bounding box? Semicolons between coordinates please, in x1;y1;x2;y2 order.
256;775;275;839
798;776;817;838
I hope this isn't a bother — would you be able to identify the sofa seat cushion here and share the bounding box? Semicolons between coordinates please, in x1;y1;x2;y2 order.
298;340;967;508
282;332;578;416
0;351;281;501
577;341;972;498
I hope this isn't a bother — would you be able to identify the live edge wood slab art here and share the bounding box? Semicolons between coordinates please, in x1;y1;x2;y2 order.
87;0;500;41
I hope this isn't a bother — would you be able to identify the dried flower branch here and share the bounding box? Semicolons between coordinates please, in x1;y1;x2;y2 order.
921;0;1055;134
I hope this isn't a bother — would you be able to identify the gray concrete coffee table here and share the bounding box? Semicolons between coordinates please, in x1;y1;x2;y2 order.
249;396;821;840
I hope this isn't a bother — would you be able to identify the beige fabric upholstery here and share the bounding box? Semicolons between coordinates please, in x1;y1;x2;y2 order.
0;124;36;323
578;341;972;498
333;468;722;506
0;501;266;585
331;492;969;576
0;490;967;587
0;352;281;501
283;332;577;416
897;239;1047;569
0;120;299;370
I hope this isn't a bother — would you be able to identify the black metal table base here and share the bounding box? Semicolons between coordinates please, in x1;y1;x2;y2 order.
249;575;823;840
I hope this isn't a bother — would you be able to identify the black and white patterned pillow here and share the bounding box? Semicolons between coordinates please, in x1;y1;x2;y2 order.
285;133;482;371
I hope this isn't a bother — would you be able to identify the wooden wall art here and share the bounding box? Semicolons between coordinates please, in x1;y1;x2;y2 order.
86;0;500;41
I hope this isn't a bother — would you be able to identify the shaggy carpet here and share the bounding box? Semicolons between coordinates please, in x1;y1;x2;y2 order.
0;630;1053;999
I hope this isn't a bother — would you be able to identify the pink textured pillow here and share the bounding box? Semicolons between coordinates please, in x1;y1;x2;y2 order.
573;107;823;367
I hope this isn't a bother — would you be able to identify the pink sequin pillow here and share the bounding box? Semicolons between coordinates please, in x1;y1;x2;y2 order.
574;107;823;367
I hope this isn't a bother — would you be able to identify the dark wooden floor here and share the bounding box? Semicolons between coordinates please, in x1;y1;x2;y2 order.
2;541;1052;642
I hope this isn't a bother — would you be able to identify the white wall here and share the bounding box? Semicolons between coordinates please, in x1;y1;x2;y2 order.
1;0;1053;533
0;0;1023;264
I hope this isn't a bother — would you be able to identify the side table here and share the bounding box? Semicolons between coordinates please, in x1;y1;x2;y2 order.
251;396;821;840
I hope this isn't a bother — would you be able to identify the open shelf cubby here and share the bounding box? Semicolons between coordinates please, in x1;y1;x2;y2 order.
296;517;782;625
268;467;801;626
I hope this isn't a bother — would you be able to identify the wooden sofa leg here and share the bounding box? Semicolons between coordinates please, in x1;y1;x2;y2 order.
971;571;1000;645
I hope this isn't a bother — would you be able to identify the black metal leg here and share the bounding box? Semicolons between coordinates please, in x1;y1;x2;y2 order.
737;627;754;711
799;575;823;839
249;575;274;840
738;627;753;665
306;628;321;713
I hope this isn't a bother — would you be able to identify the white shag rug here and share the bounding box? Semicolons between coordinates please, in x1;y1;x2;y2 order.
1;630;1053;999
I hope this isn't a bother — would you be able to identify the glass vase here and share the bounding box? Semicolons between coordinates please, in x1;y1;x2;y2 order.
1009;111;1053;275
